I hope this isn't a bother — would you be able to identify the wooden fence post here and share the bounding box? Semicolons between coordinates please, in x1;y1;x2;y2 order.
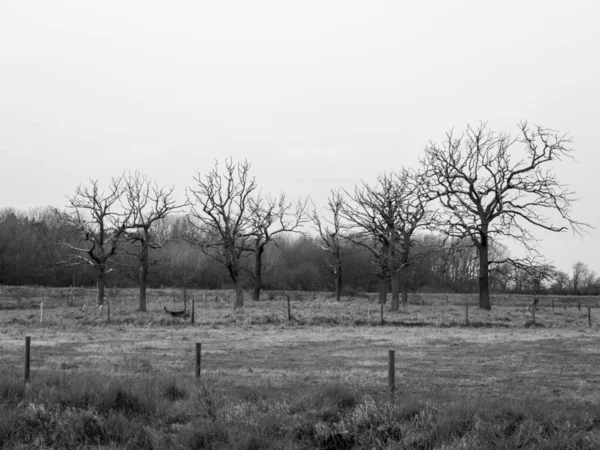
380;302;384;325
25;336;31;382
287;295;291;321
40;302;44;325
465;303;469;326
195;343;201;378
191;297;195;324
578;302;581;311
552;299;554;312
588;307;592;327
388;350;395;402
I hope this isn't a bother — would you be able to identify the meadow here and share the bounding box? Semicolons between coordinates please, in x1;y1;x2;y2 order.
2;286;600;449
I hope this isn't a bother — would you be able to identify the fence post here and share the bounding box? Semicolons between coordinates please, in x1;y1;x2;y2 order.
191;297;195;324
465;303;469;326
388;350;395;403
446;294;449;306
588;307;592;327
578;302;581;311
380;302;384;325
25;336;31;382
552;299;554;312
195;343;201;378
40;302;44;324
287;295;291;321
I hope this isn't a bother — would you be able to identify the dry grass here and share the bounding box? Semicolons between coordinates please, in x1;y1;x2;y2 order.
2;287;600;448
1;286;600;405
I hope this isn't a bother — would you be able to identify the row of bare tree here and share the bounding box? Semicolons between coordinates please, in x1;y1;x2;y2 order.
312;121;588;309
0;121;589;310
1;207;594;297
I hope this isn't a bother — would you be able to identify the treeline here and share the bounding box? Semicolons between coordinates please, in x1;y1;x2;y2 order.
0;122;594;311
1;207;597;296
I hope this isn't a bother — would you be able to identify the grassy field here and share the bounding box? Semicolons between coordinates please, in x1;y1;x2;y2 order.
2;287;600;449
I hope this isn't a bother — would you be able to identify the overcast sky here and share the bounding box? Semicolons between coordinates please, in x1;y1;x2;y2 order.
1;0;598;275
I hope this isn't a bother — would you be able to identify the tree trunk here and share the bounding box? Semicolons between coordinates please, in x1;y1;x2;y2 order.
390;271;399;311
334;260;342;302
400;239;410;306
478;234;491;310
252;244;264;301
401;284;408;306
400;269;409;306
97;269;106;306
138;241;149;312
378;278;388;305
139;263;148;312
235;278;244;309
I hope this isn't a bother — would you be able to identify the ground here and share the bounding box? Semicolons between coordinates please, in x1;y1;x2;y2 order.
2;287;599;406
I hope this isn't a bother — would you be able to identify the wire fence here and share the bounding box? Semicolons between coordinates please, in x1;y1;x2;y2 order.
5;328;600;406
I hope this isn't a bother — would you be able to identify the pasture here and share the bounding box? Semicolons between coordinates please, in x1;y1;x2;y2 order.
2;287;600;449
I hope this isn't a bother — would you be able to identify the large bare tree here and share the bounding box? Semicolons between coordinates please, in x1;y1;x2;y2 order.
51;178;130;306
311;190;345;302
123;172;186;311
422;122;587;309
248;194;307;301
188;159;257;308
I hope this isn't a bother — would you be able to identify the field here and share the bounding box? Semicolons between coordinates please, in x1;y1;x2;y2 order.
2;287;600;449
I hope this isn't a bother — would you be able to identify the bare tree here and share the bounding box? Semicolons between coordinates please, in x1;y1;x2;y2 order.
50;178;130;306
187;159;257;308
123;172;186;311
422;122;588;309
582;270;599;295
311;190;345;302
392;169;432;307
572;261;589;294
160;239;208;310
248;194;308;301
342;170;430;311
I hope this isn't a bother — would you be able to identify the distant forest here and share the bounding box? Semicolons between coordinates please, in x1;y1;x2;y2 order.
0;207;596;296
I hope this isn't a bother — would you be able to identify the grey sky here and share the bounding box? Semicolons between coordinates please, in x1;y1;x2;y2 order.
1;0;598;275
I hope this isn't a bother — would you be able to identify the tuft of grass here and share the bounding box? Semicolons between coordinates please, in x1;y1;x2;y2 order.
292;383;360;423
97;380;157;417
177;421;229;449
525;319;546;328
0;377;26;405
158;376;188;401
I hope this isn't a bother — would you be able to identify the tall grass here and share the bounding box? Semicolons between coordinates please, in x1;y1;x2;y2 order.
2;374;600;449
